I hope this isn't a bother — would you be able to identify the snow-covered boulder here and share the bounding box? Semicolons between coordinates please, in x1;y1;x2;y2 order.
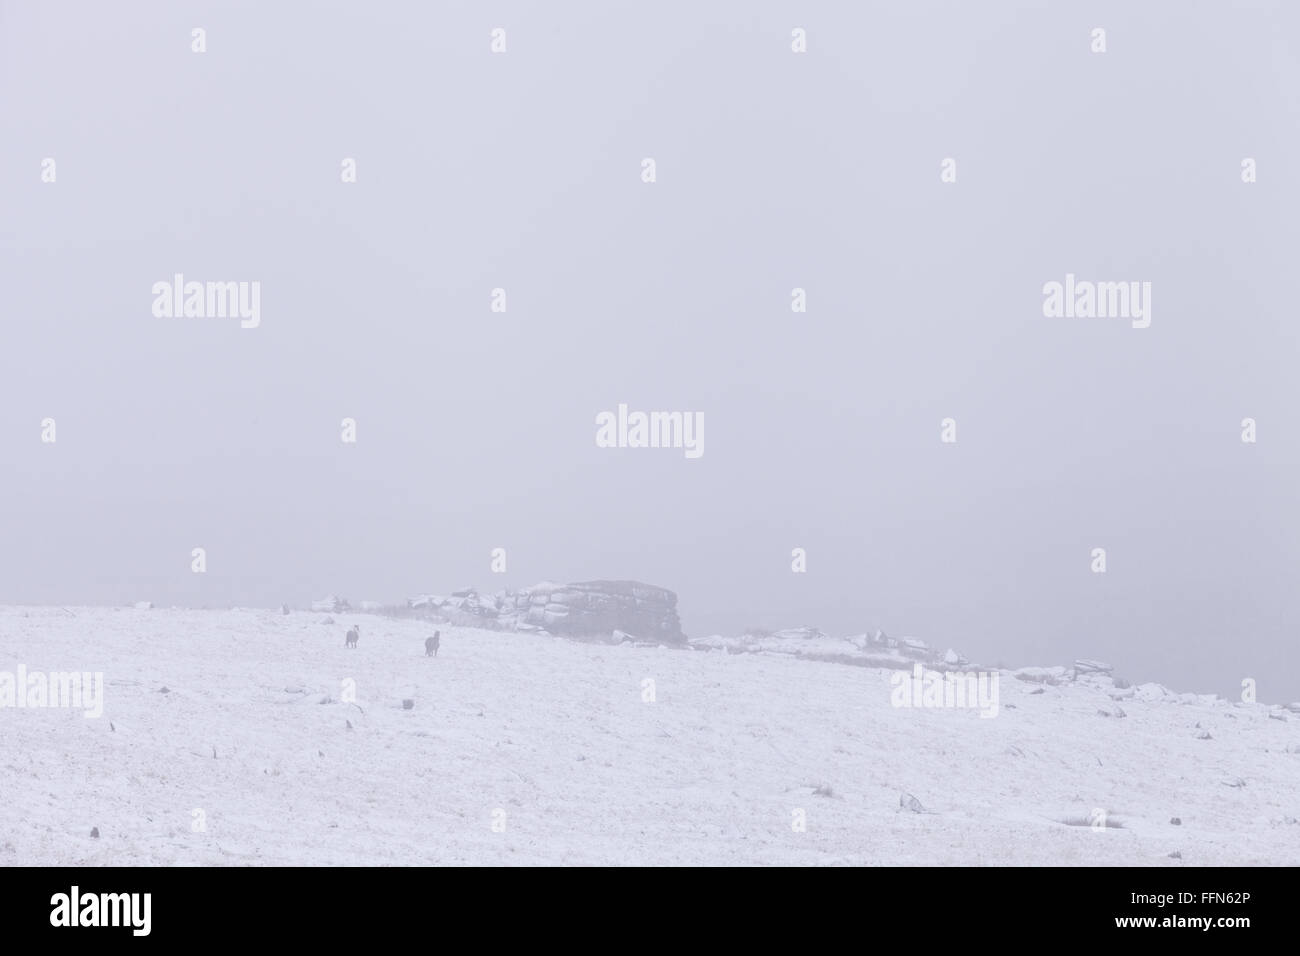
415;580;685;643
311;595;350;613
771;626;825;642
899;637;930;658
509;581;685;643
1073;659;1114;678
1014;666;1070;685
1134;682;1173;701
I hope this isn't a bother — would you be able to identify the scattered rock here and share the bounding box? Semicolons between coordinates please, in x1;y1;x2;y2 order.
1221;776;1246;788
409;580;686;643
899;793;926;813
312;595;351;613
90;827;99;839
1170;817;1181;825
402;699;414;711
1014;666;1069;685
158;686;169;694
1168;850;1182;859
1196;730;1212;740
898;637;930;658
345;720;353;730
1134;682;1174;701
1073;659;1113;678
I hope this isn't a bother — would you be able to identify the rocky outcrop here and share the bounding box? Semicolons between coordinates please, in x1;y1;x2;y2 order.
311;595;350;613
691;627;972;671
407;580;686;644
1073;659;1114;678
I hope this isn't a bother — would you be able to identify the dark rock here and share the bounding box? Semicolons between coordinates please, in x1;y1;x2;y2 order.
312;595;350;613
899;793;926;813
409;580;687;643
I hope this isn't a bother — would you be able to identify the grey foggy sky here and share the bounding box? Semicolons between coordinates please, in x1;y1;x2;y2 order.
2;1;1298;700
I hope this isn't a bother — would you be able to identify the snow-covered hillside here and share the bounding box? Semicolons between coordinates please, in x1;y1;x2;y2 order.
1;606;1296;865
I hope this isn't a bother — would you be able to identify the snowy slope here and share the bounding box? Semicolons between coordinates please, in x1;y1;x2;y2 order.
1;605;1296;866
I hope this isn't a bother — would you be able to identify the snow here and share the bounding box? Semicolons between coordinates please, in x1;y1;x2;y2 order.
2;605;1297;865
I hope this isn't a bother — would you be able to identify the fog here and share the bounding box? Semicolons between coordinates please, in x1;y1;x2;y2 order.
2;0;1296;699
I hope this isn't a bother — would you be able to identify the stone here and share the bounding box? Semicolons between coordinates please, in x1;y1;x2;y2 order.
1014;666;1069;685
406;580;686;643
311;595;350;613
1073;659;1113;675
